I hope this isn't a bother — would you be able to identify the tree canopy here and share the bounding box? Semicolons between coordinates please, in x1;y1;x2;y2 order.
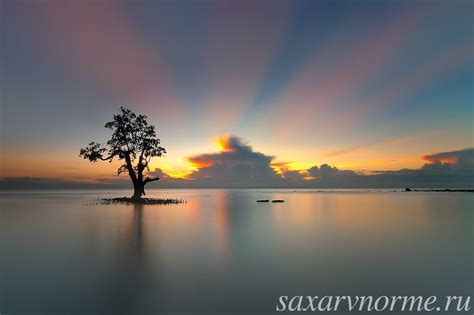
80;107;166;198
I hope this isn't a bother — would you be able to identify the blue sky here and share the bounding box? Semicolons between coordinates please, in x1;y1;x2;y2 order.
1;0;473;187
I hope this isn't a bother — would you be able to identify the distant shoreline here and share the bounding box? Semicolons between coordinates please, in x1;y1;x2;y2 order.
405;189;474;193
1;188;473;193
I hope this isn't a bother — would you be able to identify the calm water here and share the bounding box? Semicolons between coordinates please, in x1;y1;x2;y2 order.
0;189;472;314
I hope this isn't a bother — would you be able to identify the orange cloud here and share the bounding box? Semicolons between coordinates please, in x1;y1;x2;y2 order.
270;161;291;174
214;134;235;152
187;158;214;169
422;155;456;165
421;148;474;168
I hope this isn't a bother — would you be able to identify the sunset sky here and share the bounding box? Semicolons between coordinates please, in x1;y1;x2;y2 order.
1;0;473;188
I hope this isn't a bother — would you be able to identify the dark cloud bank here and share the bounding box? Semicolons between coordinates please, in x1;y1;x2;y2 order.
1;137;473;190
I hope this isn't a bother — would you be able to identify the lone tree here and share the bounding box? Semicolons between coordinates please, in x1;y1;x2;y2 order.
80;107;166;199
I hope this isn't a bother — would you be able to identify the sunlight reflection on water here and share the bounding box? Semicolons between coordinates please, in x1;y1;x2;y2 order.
0;189;473;314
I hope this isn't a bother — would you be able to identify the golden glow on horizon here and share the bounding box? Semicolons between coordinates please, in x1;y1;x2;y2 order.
1;135;469;183
163;169;194;180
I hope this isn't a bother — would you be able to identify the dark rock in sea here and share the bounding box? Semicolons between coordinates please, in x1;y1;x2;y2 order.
405;187;412;192
272;200;285;203
100;197;186;205
257;200;270;203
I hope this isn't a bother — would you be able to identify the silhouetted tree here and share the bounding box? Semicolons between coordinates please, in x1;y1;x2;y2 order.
80;107;166;199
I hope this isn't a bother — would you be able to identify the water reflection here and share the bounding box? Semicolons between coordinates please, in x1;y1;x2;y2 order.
101;203;151;313
214;191;231;264
126;203;145;257
0;190;472;314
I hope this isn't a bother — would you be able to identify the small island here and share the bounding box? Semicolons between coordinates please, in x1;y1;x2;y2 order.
100;197;185;205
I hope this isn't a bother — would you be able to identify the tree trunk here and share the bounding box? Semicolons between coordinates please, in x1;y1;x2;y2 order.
132;180;145;199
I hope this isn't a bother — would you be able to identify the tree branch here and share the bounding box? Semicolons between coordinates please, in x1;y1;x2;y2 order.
100;152;117;161
125;153;137;181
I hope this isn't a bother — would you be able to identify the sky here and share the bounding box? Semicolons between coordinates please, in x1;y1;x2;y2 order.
1;0;473;188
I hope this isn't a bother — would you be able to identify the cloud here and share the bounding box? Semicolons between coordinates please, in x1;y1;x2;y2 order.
422;148;474;171
359;148;474;187
1;141;472;189
147;168;170;179
307;164;358;178
280;170;307;181
185;135;280;186
171;139;473;188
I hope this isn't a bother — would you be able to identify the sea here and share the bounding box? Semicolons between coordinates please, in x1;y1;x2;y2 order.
0;189;472;314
